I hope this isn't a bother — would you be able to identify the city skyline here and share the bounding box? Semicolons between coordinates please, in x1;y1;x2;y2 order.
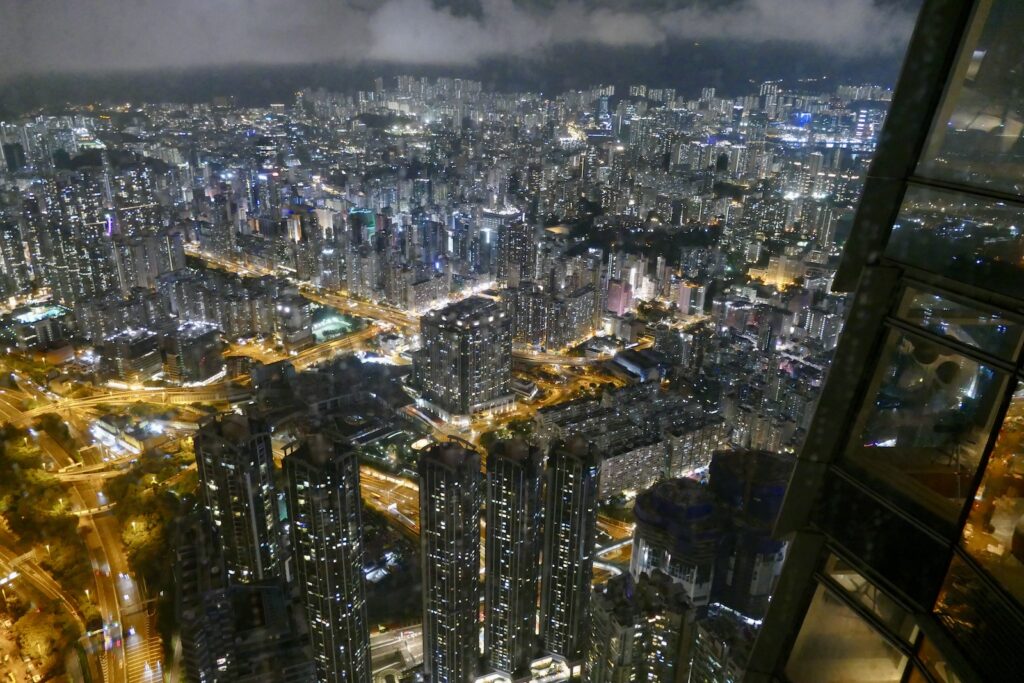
0;1;974;679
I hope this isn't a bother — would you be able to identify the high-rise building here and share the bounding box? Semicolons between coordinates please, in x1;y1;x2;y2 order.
747;2;1024;681
420;443;483;683
163;321;224;384
97;328;162;382
484;439;543;676
173;511;314;683
413;296;513;424
173;511;233;682
285;435;371;683
708;450;792;620
498;221;536;285
630;450;792;621
585;571;697;683
630;478;725;609
194;412;280;584
540;437;602;664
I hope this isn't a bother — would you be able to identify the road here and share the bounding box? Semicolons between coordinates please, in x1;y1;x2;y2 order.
370;626;423;674
0;382;164;682
290;324;381;369
188;245;634;379
360;466;421;539
299;286;419;332
0;543;84;629
512;350;608;366
15;386;233;424
0;245;634;680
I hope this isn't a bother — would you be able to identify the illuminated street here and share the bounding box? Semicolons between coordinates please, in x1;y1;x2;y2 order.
0;12;936;679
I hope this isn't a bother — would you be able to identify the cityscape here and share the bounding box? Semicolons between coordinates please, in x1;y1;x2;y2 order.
1;1;1022;682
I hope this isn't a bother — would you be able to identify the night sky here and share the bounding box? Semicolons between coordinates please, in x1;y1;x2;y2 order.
0;0;922;110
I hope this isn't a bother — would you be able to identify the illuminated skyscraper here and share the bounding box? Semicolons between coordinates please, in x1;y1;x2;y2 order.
194;412;280;584
419;443;483;683
540;437;602;664
484;439;543;676
285;435;371;683
585;571;697;683
748;2;1024;681
413;296;513;424
498;221;536;285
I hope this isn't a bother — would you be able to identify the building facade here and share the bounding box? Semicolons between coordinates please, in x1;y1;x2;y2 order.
284;435;371;683
585;571;697;683
748;1;1024;681
420;444;483;683
194;412;280;584
540;437;602;664
484;439;544;676
413;296;514;423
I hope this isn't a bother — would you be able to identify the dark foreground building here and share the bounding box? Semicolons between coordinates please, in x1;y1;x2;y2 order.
748;1;1024;681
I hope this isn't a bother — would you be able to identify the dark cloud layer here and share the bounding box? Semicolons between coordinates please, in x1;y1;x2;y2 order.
0;0;918;79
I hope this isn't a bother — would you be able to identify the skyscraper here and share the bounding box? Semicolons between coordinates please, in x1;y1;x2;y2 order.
585;571;697;683
498;221;536;286
484;439;543;676
707;450;792;620
419;443;483;683
748;2;1024;681
540;437;602;664
630;478;725;610
413;296;513;424
285;435;371;683
194;412;280;583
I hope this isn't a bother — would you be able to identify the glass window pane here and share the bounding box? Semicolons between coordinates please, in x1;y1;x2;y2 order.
896;287;1023;359
906;665;930;683
934;554;1024;681
961;384;1024;605
850;329;1006;519
823;554;919;644
917;637;964;683
886;185;1024;298
785;583;907;683
917;0;1024;196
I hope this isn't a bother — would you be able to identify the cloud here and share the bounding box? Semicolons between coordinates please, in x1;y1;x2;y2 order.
0;0;917;78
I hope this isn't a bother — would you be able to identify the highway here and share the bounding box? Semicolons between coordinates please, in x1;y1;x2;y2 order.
360;466;421;539
0;379;164;682
290;324;381;369
512;350;608;366
183;244;276;278
187;246;633;380
0;244;634;680
299;286;419;332
0;542;84;629
15;385;233;424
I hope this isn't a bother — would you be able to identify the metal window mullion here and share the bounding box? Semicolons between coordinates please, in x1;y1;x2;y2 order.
812;571;917;657
882;260;1024;323
905;175;1024;209
883;316;1017;374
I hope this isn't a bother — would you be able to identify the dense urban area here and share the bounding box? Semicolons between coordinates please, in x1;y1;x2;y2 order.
0;75;896;682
